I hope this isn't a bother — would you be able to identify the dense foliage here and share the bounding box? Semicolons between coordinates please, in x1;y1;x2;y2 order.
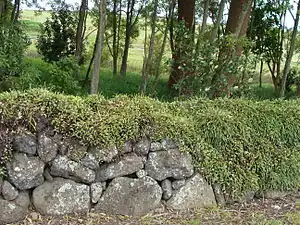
36;2;77;62
1;89;300;198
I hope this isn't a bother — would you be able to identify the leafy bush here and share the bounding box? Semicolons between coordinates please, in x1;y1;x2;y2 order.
1;89;300;198
36;2;77;62
0;21;29;88
12;58;82;95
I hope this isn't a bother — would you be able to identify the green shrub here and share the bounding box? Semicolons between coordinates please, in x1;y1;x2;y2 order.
1;89;300;198
36;2;77;62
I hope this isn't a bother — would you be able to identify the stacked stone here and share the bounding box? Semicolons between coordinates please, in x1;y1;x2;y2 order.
0;133;216;224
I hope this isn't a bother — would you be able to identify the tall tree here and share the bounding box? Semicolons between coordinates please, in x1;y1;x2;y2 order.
211;0;252;97
140;0;159;94
120;0;143;77
91;0;107;94
11;0;20;21
75;0;88;65
210;0;226;42
280;0;300;97
168;0;196;89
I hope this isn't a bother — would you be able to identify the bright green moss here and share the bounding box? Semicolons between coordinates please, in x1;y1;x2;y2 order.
1;89;300;197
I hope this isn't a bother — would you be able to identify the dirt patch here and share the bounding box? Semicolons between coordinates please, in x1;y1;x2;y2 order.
11;193;300;225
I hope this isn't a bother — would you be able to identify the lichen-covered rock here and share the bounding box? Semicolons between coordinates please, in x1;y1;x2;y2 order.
166;174;216;210
13;134;37;155
145;149;194;181
7;153;45;190
32;178;90;216
96;153;144;181
95;176;162;216
91;182;103;203
2;180;19;201
136;169;147;178
150;142;163;152
161;179;172;200
0;191;30;224
172;179;186;190
120;141;133;154
50;155;95;184
133;138;150;155
81;152;100;170
38;133;58;162
161;139;178;150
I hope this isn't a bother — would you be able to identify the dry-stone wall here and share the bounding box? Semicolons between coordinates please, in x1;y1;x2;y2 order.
0;132;217;224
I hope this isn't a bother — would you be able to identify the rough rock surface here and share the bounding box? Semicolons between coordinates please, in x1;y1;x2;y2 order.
145;149;194;181
38;134;58;162
150;142;163;152
136;169;148;178
172;179;186;190
95;176;162;216
91;182;103;203
44;168;54;181
120;141;133;154
7;153;45;190
2;180;19;201
96;153;144;181
0;191;30;224
166;174;216;210
133;138;150;155
32;178;90;216
50;155;95;184
161;179;172;200
13;134;37;155
161;139;178;150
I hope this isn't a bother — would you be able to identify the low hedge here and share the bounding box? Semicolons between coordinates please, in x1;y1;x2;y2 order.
1;89;300;198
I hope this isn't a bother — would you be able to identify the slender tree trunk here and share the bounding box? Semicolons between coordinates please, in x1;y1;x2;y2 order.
168;0;196;89
112;0;118;75
211;0;226;42
120;0;134;77
259;59;263;88
280;0;300;97
75;0;88;65
91;0;106;94
11;0;20;21
201;0;210;33
141;0;159;94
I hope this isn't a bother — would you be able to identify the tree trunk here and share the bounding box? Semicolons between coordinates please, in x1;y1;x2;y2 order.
280;0;300;97
120;0;134;77
201;0;210;33
211;0;252;97
168;0;196;89
210;0;226;42
112;0;118;75
259;59;263;88
11;0;20;21
91;0;106;94
75;0;88;65
141;0;159;95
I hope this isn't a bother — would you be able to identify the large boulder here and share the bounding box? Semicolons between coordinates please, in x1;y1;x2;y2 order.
32;178;90;216
96;153;144;181
95;176;162;216
37;133;58;163
166;174;216;210
50;155;95;184
0;191;30;224
6;153;45;190
145;149;194;181
13;134;37;155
